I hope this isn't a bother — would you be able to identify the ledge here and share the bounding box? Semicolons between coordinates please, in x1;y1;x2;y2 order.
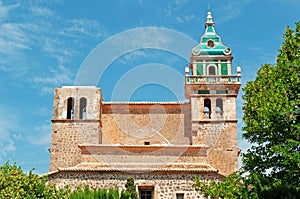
78;144;209;156
51;119;101;123
191;119;238;123
102;102;189;105
54;162;219;173
79;144;209;150
190;94;238;97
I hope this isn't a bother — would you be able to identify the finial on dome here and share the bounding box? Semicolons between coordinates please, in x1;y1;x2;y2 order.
205;11;214;27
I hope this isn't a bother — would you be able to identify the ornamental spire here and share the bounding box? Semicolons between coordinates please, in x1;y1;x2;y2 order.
205;11;214;27
191;11;232;56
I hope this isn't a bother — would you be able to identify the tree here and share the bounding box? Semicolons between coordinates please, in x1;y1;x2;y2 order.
193;173;252;199
193;21;300;198
0;161;69;199
0;161;137;199
193;172;300;199
125;177;138;199
242;21;300;186
120;190;132;199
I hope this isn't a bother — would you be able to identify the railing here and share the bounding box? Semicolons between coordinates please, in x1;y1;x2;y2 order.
203;111;224;119
185;75;241;84
203;111;211;119
215;111;224;117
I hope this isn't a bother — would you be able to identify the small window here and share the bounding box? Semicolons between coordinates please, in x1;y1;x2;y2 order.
208;65;217;83
139;187;153;199
208;65;216;75
139;188;153;199
207;40;215;48
79;97;87;119
204;98;211;119
176;193;184;199
67;97;74;119
144;142;150;145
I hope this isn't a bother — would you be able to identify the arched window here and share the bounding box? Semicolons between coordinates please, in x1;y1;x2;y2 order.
208;65;217;83
204;98;211;119
79;97;87;119
216;98;223;117
67;97;74;119
208;65;216;75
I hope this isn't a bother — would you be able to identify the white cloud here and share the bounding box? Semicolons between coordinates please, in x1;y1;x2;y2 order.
28;122;52;146
0;139;16;162
31;64;73;94
32;71;72;85
216;0;252;23
164;0;187;17
0;1;107;94
59;18;107;39
118;50;147;64
30;6;54;18
112;28;171;51
176;14;196;23
0;22;36;54
0;1;20;21
0;106;18;162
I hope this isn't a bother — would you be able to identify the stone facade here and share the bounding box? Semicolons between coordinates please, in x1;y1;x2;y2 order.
47;11;241;199
101;103;191;145
49;171;224;199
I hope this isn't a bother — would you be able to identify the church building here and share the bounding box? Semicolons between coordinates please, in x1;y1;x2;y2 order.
47;12;241;199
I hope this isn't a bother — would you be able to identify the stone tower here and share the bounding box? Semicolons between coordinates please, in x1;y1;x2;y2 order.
49;86;102;171
185;12;241;176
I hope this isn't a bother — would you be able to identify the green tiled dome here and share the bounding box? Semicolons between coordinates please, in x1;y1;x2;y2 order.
192;12;231;56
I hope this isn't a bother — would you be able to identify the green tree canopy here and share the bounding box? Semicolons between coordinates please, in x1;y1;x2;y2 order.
193;21;300;198
125;177;138;199
0;162;134;199
242;21;300;186
0;161;69;199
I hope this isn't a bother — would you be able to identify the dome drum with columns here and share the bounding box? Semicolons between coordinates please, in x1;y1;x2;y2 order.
185;12;241;98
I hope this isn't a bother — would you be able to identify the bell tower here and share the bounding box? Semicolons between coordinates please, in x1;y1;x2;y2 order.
49;86;102;171
185;12;241;176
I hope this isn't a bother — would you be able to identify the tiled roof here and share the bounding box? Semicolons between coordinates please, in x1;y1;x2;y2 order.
55;162;218;173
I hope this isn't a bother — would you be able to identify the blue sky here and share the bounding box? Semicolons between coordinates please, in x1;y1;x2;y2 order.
0;0;299;174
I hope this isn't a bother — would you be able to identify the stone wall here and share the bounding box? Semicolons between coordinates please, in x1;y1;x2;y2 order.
49;171;224;199
79;145;208;168
50;121;101;171
192;122;239;176
101;103;191;145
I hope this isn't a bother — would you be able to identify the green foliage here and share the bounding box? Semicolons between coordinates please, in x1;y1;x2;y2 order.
242;21;300;186
69;186;120;199
125;177;138;199
0;162;135;199
120;190;132;199
107;188;119;199
193;21;300;199
193;173;251;199
193;172;300;199
0;161;68;199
